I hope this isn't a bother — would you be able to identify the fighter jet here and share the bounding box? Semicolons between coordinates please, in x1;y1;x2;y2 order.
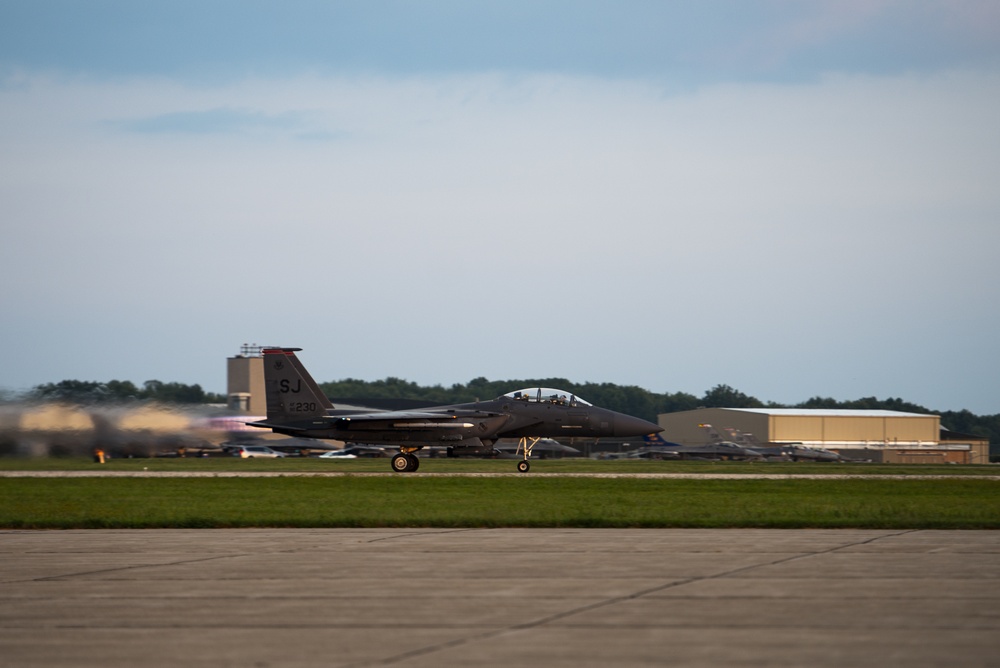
721;427;846;462
247;347;662;472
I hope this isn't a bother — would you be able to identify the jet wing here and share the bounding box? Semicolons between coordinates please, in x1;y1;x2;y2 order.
326;408;501;419
320;408;505;428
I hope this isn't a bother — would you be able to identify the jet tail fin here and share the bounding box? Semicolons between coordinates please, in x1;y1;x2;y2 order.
259;347;333;423
698;423;724;444
642;433;683;448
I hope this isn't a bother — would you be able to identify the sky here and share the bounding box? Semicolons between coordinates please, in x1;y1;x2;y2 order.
1;1;998;414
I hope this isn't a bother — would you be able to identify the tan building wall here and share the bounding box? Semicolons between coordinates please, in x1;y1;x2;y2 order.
883;449;971;464
227;355;265;414
938;433;991;465
771;415;824;442
659;408;947;453
884;416;938;442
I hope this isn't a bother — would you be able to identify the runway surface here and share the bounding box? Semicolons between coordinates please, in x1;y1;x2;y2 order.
2;529;998;667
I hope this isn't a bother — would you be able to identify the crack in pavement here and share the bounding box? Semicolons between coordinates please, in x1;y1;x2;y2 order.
9;554;247;584
343;529;921;667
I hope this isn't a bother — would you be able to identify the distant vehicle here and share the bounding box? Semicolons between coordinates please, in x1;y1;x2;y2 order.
317;449;357;459
231;445;288;458
248;347;662;473
340;445;390;458
222;435;324;457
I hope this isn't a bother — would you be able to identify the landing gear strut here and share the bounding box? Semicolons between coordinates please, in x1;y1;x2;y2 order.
515;437;541;473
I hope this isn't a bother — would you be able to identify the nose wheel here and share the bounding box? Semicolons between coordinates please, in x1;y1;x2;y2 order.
515;437;541;473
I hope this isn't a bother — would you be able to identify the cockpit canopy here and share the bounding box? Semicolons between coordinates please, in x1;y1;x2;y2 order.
502;388;592;407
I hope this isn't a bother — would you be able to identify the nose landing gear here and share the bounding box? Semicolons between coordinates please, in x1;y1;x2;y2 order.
515;437;541;473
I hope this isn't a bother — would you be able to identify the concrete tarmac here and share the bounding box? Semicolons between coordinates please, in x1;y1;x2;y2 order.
2;529;998;667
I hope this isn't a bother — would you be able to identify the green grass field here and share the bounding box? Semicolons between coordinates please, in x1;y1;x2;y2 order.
1;466;998;530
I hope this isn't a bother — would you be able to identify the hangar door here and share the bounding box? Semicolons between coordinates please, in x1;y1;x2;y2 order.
770;415;824;442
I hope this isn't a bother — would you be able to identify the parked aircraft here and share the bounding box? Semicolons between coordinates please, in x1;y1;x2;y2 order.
702;423;844;462
720;427;846;462
640;432;764;460
248;347;662;472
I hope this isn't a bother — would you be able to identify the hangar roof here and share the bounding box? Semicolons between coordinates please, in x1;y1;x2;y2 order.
721;408;937;419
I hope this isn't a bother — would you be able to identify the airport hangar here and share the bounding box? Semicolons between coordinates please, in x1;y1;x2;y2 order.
659;407;990;464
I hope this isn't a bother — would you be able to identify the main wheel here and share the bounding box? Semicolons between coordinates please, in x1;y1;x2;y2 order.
391;453;411;472
406;453;420;472
517;460;530;473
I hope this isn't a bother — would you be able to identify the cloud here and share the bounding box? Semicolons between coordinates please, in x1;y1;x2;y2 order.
0;68;998;412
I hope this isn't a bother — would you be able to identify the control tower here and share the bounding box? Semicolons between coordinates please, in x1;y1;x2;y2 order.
226;344;265;414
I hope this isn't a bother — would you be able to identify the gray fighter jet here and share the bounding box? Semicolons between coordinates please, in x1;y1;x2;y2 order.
721;427;846;462
640;432;764;460
247;347;662;472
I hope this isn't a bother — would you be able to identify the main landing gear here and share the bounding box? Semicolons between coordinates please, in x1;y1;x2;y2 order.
391;451;420;473
389;441;540;473
515;437;542;473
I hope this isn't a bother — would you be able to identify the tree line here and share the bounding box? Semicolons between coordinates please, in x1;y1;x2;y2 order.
25;379;225;405
15;377;998;444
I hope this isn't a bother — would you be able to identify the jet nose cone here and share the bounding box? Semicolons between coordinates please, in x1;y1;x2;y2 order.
614;414;663;437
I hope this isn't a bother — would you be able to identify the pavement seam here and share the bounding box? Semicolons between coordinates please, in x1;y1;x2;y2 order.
343;529;924;666
11;553;245;584
697;528;923;579
363;528;483;544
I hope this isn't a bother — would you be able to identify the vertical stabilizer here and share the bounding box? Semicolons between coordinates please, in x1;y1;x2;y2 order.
260;347;333;423
699;423;724;444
